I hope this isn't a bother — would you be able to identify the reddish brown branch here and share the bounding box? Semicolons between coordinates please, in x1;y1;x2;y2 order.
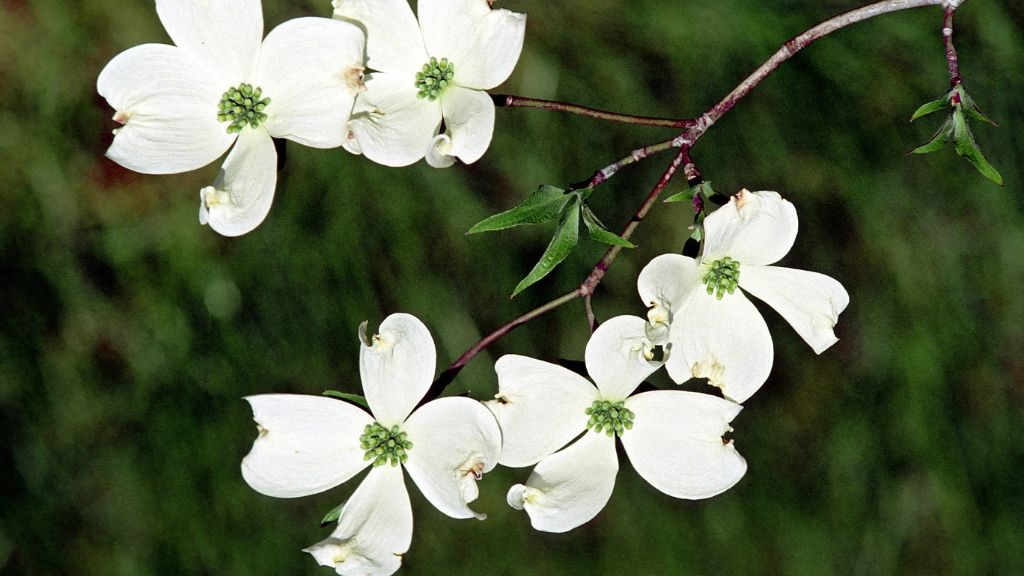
435;0;962;393
493;94;691;128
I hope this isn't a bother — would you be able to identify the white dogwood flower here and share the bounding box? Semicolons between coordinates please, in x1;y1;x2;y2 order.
242;314;501;576
97;0;366;236
489;316;747;533
638;189;850;403
332;0;526;167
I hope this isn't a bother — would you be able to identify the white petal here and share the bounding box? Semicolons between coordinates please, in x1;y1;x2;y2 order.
584;315;663;400
346;72;442;167
703;189;798;266
199;127;277;237
360;313;436;426
332;0;428;75
418;0;527;90
637;253;702;316
622;391;747;499
665;289;774;404
403;397;501;520
256;17;366;149
507;431;617;533
424;134;456;168
305;466;411;576
156;0;261;83
97;44;234;174
241;394;373;498
488;355;598;468
740;265;850;354
438;86;495;165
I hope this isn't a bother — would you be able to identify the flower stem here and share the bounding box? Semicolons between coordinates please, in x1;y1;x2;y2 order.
578;148;689;298
435;0;962;393
570;137;681;190
943;6;962;87
492;94;691;128
427;289;580;399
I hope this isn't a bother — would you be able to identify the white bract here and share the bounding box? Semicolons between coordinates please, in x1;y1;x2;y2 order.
97;0;366;236
489;316;747;533
638;189;850;403
332;0;526;167
241;314;501;576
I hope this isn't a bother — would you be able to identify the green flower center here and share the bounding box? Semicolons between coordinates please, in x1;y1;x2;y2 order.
415;57;455;101
702;257;741;300
585;400;635;437
360;422;412;467
217;83;271;134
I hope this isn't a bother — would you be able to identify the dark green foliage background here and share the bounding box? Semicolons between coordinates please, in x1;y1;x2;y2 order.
1;0;1022;574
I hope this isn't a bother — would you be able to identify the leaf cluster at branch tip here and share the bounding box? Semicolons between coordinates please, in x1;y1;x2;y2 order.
468;185;635;297
910;84;1002;186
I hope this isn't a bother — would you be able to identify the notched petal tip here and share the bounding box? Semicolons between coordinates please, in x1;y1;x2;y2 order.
358;320;371;347
507;484;532;510
732;188;751;209
305;538;402;575
344;65;367;93
425;133;456;168
691;355;727;389
456;454;488;519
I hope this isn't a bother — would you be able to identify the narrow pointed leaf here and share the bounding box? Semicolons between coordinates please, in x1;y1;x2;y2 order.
951;109;1004;186
582;205;635;248
910;97;948;122
511;197;581;297
468;185;570;234
962;92;999;126
322;390;370;410
320;501;347;527
664;181;715;204
910;117;952;154
960;142;1004;186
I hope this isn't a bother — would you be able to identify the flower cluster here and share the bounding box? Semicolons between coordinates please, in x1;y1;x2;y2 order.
97;0;525;236
489;188;847;533
243;314;501;575
639;189;849;403
239;189;847;573
333;0;525;168
99;1;851;574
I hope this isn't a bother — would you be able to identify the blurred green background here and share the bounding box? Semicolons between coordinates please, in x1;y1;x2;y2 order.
2;0;1022;574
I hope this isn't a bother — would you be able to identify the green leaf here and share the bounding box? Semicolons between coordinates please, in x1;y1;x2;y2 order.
962;91;999;127
467;185;569;234
663;181;714;204
581;205;635;248
320;501;346;527
962;146;1004;186
951;109;1004;186
910;97;948;122
910;117;952;154
511;196;581;297
323;390;370;409
951;107;970;151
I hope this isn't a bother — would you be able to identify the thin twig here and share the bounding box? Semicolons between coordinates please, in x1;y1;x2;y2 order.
428;290;580;396
435;0;960;392
943;7;961;87
570;137;680;190
584;295;598;332
579;148;689;297
692;0;950;142
493;94;691;128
